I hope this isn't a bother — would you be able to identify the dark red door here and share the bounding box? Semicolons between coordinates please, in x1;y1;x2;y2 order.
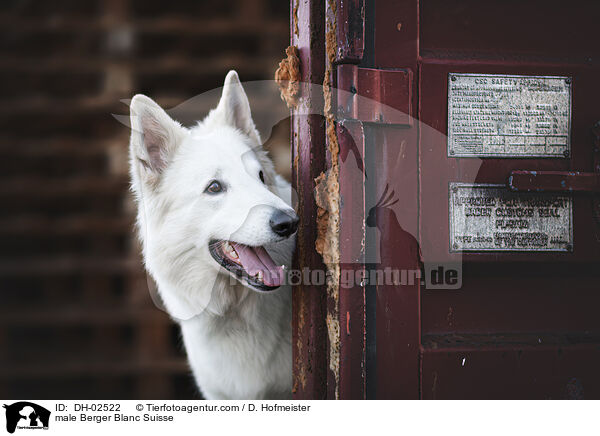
292;0;600;399
418;0;600;399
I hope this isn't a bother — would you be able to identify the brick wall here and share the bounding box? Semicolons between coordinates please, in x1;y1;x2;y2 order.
0;0;290;399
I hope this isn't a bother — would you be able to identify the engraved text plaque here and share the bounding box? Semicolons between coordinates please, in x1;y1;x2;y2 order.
448;74;571;158
449;183;573;252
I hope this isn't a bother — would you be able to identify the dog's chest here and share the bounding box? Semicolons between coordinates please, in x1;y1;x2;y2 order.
179;303;292;400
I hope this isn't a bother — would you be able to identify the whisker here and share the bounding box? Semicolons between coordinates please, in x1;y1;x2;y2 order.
208;240;225;248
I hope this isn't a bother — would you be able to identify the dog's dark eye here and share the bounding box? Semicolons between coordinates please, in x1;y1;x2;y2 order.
259;170;265;184
205;180;224;194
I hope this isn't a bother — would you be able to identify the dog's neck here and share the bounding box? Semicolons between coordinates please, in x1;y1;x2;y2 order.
155;269;286;326
177;276;292;349
199;273;256;318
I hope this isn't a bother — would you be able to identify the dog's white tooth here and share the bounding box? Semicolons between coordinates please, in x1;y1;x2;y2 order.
230;249;239;259
256;271;264;281
224;243;236;255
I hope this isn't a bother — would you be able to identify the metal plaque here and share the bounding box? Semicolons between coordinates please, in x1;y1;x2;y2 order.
448;73;571;158
449;183;573;252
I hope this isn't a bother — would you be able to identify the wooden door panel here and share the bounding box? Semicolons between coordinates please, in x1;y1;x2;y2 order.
419;61;600;264
293;0;600;399
418;0;600;398
421;345;600;399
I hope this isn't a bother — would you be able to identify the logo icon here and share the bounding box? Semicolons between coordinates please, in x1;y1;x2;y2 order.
3;402;50;434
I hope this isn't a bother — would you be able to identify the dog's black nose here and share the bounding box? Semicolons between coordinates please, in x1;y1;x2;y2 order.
270;210;299;237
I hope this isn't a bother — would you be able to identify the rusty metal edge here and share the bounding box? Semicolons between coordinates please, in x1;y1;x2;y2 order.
291;0;329;400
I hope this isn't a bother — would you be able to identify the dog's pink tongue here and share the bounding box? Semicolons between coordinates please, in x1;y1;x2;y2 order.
233;244;284;287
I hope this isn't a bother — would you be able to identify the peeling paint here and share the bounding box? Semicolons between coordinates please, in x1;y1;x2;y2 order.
292;0;299;37
275;46;301;109
346;310;351;335
293;292;307;393
326;313;341;395
314;0;342;399
292;98;309;395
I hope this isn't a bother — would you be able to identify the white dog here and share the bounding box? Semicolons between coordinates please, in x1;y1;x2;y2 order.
128;71;296;399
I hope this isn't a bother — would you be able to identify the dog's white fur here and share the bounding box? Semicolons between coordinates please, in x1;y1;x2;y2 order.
128;71;293;399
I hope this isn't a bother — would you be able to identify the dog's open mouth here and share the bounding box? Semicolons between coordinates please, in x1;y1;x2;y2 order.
208;240;284;291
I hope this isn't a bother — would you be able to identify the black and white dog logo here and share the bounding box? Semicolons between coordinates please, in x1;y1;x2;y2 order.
3;402;50;434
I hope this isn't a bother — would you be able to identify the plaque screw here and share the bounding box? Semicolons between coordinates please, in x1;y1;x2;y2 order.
452;243;459;250
565;78;572;85
451;75;457;82
566;244;573;251
563;150;570;158
451;185;458;193
450;149;455;155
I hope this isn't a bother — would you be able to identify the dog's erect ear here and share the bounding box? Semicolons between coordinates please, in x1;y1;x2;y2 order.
129;95;186;184
215;70;261;144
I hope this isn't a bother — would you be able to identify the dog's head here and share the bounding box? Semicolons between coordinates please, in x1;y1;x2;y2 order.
129;71;296;317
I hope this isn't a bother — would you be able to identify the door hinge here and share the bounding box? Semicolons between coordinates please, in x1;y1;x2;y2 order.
508;171;600;193
335;0;365;63
508;121;600;239
336;64;413;126
508;122;600;193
